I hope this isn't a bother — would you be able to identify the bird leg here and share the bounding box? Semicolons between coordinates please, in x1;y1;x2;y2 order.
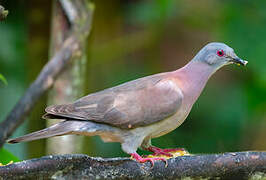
146;146;186;157
130;152;167;167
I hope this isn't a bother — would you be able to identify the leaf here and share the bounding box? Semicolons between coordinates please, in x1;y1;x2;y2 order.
0;73;7;85
0;148;20;165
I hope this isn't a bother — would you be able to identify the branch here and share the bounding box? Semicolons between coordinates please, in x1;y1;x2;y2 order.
0;5;8;21
59;0;78;24
0;0;94;147
0;151;265;179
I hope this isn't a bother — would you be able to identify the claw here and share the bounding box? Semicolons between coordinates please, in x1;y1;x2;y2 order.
161;147;186;153
131;153;168;167
146;146;188;158
154;152;172;157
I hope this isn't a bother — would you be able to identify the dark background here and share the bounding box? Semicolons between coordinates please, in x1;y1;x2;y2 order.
0;0;265;161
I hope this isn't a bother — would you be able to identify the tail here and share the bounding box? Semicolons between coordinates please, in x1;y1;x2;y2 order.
7;121;80;144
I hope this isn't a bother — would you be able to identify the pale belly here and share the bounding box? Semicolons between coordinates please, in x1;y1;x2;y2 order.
128;106;191;142
96;110;188;145
150;109;189;138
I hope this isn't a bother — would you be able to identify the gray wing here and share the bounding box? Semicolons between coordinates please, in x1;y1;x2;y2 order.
44;73;183;129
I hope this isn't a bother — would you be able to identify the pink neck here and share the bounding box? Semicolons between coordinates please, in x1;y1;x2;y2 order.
172;61;215;104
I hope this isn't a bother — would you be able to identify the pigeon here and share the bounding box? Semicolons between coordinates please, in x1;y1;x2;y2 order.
7;42;248;166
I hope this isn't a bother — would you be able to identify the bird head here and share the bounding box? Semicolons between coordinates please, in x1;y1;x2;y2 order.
194;42;248;69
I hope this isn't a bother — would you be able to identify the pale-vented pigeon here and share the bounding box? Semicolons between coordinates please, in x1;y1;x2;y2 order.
8;42;248;165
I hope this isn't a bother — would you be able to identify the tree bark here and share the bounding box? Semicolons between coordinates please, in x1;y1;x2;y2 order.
0;151;266;179
45;0;86;155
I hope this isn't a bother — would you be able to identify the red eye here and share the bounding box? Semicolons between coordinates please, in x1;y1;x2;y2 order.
217;50;224;57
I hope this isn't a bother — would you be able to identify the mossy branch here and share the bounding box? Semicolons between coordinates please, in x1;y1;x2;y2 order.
0;151;266;179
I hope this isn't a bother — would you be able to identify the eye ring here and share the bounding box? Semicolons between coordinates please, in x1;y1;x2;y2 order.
217;50;225;57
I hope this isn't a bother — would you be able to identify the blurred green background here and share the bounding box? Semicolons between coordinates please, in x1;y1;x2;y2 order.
0;0;265;161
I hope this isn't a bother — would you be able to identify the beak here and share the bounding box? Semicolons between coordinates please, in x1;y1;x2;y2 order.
230;57;248;66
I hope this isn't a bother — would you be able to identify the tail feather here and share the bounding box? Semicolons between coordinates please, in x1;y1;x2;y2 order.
7;120;120;144
7;121;77;144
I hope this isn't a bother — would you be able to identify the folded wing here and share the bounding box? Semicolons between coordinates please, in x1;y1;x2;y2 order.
44;74;183;129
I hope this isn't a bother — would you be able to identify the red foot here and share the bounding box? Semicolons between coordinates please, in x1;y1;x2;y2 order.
131;153;167;167
147;146;185;157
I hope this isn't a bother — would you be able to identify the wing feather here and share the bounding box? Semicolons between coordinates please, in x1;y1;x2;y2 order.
44;73;183;129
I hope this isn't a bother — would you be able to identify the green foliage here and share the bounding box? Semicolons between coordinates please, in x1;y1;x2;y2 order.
126;0;177;25
0;148;20;164
0;74;7;85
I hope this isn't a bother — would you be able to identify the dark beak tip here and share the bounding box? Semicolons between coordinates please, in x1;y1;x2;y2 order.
232;58;248;66
241;60;248;66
